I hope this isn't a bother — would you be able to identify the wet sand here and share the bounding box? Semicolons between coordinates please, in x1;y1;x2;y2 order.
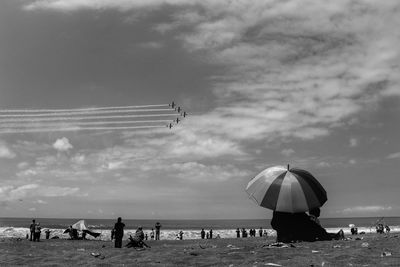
1;233;399;266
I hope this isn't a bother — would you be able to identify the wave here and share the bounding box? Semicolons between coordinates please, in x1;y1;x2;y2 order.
1;226;399;241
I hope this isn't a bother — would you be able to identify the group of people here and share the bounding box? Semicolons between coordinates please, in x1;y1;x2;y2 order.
200;228;213;239
29;219;43;242
271;208;344;243
111;218;162;248
235;227;266;238
376;223;390;234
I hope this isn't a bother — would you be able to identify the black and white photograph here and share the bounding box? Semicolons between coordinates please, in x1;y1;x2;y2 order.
0;0;399;266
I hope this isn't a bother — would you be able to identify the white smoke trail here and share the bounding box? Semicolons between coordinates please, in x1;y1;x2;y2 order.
0;120;173;128
0;114;178;123
0;109;174;118
0;104;170;113
0;125;166;134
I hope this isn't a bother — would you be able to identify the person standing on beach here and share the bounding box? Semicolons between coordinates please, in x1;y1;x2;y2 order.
201;228;205;239
150;228;155;240
29;219;36;241
209;229;213;239
155;222;161;240
236;228;240;238
259;227;263;237
34;223;41;242
113;217;125;248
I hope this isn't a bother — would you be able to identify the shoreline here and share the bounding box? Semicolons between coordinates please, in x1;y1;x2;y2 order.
1;232;399;266
1;225;398;241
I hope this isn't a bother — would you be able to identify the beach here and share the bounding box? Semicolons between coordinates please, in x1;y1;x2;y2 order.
1;233;399;266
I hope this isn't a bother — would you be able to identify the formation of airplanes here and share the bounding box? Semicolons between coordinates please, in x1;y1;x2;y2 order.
167;101;187;129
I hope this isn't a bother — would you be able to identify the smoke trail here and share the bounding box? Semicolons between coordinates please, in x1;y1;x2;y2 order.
0;109;174;118
0;114;178;123
0;125;165;134
0;120;173;128
0;104;170;113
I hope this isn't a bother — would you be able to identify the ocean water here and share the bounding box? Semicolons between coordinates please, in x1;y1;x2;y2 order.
1;217;399;241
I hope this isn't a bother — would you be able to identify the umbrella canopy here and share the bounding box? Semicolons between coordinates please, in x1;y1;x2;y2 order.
63;220;101;238
72;220;89;231
246;165;327;213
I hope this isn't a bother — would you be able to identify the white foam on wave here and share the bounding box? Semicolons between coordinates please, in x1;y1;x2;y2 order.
1;226;399;241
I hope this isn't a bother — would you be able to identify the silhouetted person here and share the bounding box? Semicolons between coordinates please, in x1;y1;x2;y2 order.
236;228;240;238
114;217;125;248
29;219;36;241
150;228;155;240
271;211;343;243
33;223;41;242
201;228;205;239
155;222;162;240
259;227;263;237
179;230;183;240
209;229;213;239
241;228;247;238
45;229;51;240
126;227;150;249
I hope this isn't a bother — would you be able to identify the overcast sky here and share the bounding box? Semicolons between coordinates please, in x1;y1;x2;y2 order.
0;0;399;219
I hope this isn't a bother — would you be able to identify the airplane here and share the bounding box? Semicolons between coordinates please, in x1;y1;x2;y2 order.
170;101;176;109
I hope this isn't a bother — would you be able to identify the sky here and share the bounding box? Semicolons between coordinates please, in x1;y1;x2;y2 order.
0;0;399;220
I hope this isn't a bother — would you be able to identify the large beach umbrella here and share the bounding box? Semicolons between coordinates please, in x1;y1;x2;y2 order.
245;165;327;213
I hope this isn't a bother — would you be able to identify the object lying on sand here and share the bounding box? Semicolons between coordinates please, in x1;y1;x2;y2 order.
64;220;101;239
381;252;392;257
91;252;105;259
263;242;296;248
125;234;151;249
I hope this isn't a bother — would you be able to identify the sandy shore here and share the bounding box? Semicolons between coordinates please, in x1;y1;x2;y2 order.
1;233;399;266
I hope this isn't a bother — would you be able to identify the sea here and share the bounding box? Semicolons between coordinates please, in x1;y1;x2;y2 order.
1;217;399;241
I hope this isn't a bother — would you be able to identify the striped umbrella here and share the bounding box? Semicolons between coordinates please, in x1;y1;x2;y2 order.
246;165;327;213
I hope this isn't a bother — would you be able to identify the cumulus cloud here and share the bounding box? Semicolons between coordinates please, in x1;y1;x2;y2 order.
0;142;16;159
281;148;295;157
53;137;73;152
386;152;400;159
349;138;358;147
138;41;164;49
0;184;79;201
342;205;393;214
24;0;400;146
316;161;331;168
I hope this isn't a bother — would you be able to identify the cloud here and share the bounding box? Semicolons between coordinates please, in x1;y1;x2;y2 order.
0;142;16;159
170;162;250;182
386;152;400;159
316;161;331;168
281;148;295;157
53;137;73;152
24;0;400;146
349;138;358;147
138;41;164;49
24;0;197;11
36;199;47;204
341;205;393;214
17;162;29;169
0;184;79;201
